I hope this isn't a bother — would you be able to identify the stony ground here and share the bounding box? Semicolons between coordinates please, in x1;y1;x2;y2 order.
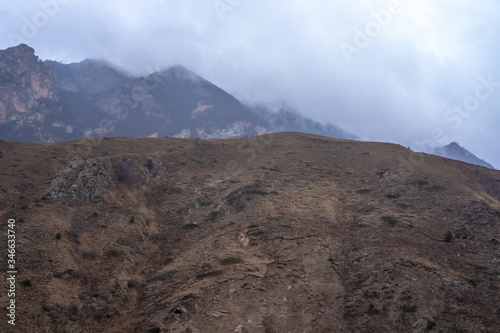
0;132;499;332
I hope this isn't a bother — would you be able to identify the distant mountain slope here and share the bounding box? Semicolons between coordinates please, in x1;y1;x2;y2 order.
0;44;271;141
46;59;270;139
46;58;131;95
249;103;357;140
432;142;495;169
0;44;354;142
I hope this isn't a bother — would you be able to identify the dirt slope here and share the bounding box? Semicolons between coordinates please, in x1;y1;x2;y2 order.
0;132;499;332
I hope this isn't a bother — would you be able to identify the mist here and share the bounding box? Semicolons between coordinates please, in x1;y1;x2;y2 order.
1;0;499;167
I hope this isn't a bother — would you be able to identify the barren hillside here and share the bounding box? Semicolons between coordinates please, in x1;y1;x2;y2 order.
0;132;499;332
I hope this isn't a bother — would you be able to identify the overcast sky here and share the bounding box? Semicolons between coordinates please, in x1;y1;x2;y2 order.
1;0;499;167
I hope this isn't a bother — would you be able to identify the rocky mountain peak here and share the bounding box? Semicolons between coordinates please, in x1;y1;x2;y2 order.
0;43;58;124
0;43;36;63
433;142;495;169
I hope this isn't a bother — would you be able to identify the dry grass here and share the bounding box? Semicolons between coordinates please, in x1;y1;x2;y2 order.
1;132;499;332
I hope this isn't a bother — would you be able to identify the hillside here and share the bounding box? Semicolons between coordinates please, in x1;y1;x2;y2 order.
0;132;499;332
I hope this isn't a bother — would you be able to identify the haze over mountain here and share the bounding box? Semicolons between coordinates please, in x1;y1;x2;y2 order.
0;44;354;143
250;103;357;141
0;44;495;170
432;142;495;170
2;1;499;168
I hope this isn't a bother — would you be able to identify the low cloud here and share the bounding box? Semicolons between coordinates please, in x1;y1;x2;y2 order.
0;0;499;166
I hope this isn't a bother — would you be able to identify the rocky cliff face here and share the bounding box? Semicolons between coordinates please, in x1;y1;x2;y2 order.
0;44;59;123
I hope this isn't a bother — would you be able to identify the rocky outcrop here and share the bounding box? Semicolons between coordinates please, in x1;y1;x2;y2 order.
45;158;111;202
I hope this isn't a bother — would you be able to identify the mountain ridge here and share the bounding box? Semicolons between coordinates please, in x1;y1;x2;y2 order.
0;44;354;143
0;44;495;170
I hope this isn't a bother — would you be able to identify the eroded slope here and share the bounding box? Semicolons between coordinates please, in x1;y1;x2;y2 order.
0;133;499;332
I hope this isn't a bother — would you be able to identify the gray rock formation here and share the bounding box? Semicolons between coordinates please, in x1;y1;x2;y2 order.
45;157;111;202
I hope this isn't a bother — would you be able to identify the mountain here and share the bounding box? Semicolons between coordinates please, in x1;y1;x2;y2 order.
2;44;494;170
432;142;495;169
45;59;271;140
0;44;354;142
0;44;273;141
1;132;499;332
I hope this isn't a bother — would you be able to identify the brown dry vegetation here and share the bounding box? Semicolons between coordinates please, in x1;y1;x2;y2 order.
0;132;499;332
